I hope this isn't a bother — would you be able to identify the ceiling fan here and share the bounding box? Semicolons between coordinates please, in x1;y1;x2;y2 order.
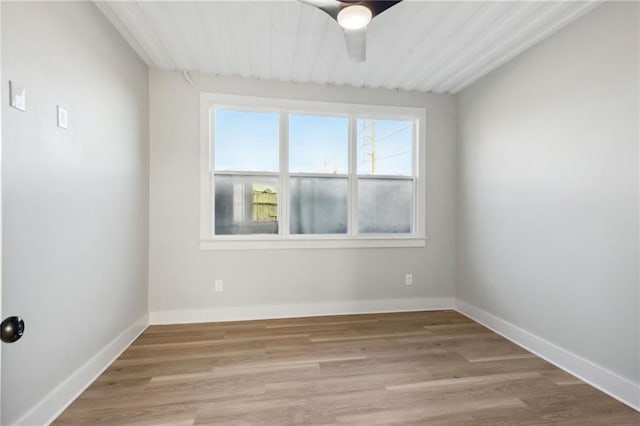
299;1;403;62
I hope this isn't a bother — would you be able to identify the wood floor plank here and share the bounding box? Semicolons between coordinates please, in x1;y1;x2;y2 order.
386;371;542;391
335;396;526;425
53;311;640;425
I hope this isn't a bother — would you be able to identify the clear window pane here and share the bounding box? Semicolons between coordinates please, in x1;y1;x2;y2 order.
215;175;279;235
289;114;348;174
290;177;348;234
357;118;413;176
358;179;412;234
214;110;279;172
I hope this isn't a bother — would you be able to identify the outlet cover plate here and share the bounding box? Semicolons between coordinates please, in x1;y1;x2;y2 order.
57;105;68;129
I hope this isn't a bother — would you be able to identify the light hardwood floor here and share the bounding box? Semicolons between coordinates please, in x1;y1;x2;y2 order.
54;311;640;425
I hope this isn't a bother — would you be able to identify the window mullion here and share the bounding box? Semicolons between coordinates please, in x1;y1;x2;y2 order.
348;115;358;236
279;111;289;237
412;120;418;236
203;103;214;239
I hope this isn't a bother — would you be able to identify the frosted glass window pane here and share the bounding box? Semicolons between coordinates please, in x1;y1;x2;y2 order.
357;118;413;176
290;177;348;234
214;110;279;172
215;175;279;235
358;179;412;233
289;115;348;174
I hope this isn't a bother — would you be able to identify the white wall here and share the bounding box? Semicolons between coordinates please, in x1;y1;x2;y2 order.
2;2;149;424
456;0;639;402
149;70;456;320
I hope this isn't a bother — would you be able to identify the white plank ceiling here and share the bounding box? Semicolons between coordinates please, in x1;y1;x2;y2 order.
94;0;600;93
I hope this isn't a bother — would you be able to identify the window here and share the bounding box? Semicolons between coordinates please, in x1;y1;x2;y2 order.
200;94;426;249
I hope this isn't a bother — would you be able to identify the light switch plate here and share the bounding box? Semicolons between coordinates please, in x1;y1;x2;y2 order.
9;81;26;111
57;105;68;129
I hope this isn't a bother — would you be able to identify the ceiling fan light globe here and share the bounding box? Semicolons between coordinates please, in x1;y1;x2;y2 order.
337;5;372;30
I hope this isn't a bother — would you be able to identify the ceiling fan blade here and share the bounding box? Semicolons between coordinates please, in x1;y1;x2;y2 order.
343;28;366;62
298;0;341;19
298;0;403;62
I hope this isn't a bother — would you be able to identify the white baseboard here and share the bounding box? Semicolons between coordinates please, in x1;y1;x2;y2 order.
15;298;636;424
150;297;455;325
455;299;640;412
13;314;149;426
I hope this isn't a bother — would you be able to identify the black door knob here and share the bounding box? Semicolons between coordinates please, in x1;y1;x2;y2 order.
1;316;25;343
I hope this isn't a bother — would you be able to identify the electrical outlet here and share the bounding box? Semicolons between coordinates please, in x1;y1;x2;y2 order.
405;274;413;286
214;280;224;292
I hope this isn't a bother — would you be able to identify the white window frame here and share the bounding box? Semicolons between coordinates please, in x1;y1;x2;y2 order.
200;93;427;250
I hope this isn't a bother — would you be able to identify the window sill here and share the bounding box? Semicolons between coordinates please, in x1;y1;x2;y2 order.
199;236;427;250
